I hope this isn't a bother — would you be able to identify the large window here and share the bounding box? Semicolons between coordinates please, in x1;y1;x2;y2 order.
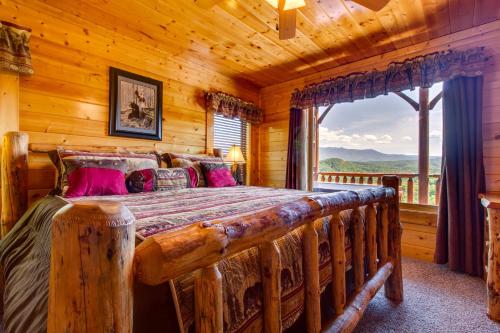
317;83;443;205
214;114;248;183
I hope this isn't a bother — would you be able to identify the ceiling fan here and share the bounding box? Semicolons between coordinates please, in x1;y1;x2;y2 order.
194;0;391;40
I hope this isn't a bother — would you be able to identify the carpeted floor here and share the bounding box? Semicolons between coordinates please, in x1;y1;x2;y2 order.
354;257;500;333
1;258;498;333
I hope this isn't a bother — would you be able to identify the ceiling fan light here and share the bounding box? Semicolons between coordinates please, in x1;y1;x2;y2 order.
283;0;306;10
265;0;306;10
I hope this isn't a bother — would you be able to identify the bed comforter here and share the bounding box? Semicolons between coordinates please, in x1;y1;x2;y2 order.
0;186;361;333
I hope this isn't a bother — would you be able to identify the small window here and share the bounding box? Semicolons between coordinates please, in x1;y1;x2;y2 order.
214;114;248;184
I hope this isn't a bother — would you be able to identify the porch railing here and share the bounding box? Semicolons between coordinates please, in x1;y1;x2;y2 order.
316;172;441;205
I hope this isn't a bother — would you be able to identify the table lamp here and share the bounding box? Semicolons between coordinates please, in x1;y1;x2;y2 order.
224;145;246;183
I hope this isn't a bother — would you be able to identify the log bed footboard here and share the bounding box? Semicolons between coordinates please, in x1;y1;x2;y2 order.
0;132;403;332
46;177;402;333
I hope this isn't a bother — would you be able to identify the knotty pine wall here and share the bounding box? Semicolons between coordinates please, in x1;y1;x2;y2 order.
0;2;259;204
256;21;500;261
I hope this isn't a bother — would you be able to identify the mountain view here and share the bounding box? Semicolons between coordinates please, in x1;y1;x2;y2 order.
319;147;441;174
318;147;442;204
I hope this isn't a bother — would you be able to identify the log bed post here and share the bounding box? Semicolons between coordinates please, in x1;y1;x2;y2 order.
330;212;346;315
195;265;223;333
1;131;28;238
304;219;322;333
382;175;403;302
260;241;282;332
47;201;135;333
480;194;500;321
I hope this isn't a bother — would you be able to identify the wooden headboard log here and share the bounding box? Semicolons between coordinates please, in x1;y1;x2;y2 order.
1;132;28;238
0;132;223;238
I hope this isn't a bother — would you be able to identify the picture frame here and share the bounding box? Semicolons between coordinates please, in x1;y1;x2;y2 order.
109;67;163;141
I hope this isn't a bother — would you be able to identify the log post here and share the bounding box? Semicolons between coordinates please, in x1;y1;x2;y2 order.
377;202;389;267
47;201;135;333
366;203;378;278
382;176;403;302
260;241;282;332
195;264;223;333
418;88;430;204
303;220;321;333
352;207;365;291
480;195;500;321
435;176;441;205
1;132;28;238
407;177;414;204
330;212;346;315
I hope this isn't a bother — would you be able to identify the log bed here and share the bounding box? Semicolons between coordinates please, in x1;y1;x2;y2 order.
1;131;404;333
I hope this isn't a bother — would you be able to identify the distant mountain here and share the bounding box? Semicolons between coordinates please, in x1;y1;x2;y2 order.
319;157;442;175
320;147;425;162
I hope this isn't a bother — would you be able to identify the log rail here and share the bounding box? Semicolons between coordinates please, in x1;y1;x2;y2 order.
317;171;441;205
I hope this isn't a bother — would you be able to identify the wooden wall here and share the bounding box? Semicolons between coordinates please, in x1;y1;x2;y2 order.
0;1;259;204
257;21;500;261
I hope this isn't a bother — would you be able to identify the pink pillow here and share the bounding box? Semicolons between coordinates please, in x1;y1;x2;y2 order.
200;163;237;187
65;167;128;198
185;167;199;188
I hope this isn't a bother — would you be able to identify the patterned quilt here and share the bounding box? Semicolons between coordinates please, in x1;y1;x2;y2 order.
71;186;359;332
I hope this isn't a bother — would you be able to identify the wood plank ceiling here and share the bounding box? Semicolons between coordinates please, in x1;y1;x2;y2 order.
11;0;500;87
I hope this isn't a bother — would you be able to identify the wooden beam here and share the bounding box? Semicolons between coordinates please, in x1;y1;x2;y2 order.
394;91;419;111
429;91;443;110
194;0;223;9
418;88;430;204
317;104;334;124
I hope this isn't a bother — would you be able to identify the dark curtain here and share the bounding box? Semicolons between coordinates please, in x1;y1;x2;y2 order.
286;108;303;189
435;76;485;277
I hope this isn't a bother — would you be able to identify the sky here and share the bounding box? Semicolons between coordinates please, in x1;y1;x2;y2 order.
319;82;443;156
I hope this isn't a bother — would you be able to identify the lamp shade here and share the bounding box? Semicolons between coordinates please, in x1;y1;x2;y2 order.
224;145;246;164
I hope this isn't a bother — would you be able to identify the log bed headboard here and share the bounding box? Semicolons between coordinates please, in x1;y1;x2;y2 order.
0;131;222;237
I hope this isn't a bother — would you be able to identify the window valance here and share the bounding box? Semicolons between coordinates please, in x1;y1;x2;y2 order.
0;21;33;75
205;91;262;124
290;47;489;110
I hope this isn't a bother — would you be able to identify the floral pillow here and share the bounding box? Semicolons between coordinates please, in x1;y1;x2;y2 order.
200;162;237;187
126;169;158;193
156;168;193;191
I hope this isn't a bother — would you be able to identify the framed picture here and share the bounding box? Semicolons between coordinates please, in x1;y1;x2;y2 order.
109;67;163;141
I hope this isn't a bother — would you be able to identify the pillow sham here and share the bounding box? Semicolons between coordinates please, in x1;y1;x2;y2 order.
49;149;159;195
126;169;158;193
200;162;237;187
64;159;129;198
162;152;223;187
156;168;192;191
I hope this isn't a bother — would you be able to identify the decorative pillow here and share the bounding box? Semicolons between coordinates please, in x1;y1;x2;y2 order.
156;168;192;191
185;167;199;188
200;162;237;187
162;152;223;187
63;159;129;198
49;149;159;195
126;169;158;193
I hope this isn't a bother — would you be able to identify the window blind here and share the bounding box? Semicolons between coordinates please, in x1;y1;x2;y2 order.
214;114;247;183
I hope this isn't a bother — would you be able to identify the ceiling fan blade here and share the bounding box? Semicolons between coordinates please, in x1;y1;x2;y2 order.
349;0;390;11
194;0;223;9
279;0;297;40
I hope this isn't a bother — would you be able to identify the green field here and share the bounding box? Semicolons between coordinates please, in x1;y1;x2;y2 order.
319;157;442;204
